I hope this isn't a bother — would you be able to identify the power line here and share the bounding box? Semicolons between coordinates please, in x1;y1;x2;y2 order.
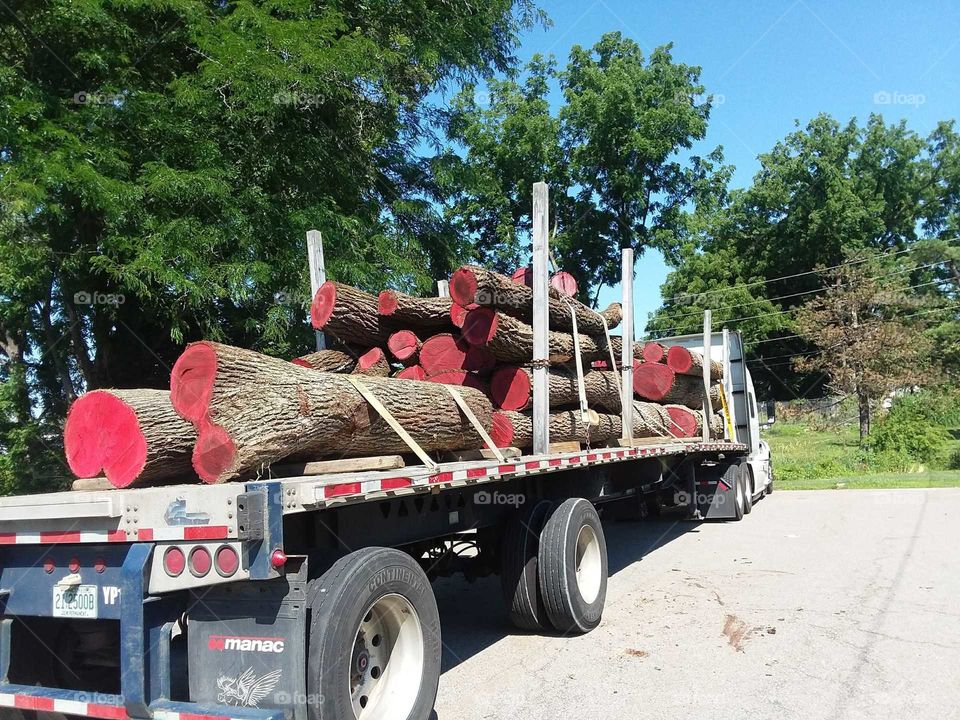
654;278;948;335
663;260;947;321
661;245;921;305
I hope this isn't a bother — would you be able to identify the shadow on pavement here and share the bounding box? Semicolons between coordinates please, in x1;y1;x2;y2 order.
433;516;700;674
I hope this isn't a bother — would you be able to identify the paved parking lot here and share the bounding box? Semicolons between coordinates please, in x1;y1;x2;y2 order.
433;488;960;720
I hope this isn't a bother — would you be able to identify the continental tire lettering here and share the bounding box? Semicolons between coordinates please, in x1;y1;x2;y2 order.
367;566;425;594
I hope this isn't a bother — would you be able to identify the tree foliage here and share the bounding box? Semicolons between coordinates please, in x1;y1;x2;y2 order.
648;114;960;398
437;33;730;304
0;0;540;494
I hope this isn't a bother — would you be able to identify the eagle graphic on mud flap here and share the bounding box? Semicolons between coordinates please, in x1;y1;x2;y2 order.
216;667;282;707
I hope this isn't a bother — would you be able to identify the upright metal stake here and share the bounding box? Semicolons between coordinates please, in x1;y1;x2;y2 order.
532;182;550;455
702;309;714;441
306;230;327;350
437;279;450;298
620;248;634;444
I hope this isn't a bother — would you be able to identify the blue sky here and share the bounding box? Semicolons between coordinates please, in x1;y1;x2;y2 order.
481;0;960;333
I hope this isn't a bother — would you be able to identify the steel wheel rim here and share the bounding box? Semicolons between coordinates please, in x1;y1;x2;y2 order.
575;524;602;604
349;593;424;720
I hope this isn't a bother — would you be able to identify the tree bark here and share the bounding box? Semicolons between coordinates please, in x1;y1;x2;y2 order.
489;366;622;411
858;388;870;442
310;281;393;347
449;265;622;333
64;389;197;488
666;345;723;380
170;342;494;483
292;349;357;372
633;363;711;408
378;291;454;332
461;308;626;365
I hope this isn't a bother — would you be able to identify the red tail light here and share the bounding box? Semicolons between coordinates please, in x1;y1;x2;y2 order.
215;545;239;577
163;547;185;577
68;557;80;573
43;557;55;574
189;547;212;577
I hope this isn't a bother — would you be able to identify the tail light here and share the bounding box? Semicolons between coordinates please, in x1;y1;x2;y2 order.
188;547;212;577
68;557;80;573
214;545;239;577
163;547;186;577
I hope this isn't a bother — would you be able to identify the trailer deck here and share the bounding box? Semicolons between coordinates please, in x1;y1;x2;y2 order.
0;439;747;545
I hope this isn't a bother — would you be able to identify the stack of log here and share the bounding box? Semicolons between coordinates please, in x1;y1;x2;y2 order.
62;264;727;489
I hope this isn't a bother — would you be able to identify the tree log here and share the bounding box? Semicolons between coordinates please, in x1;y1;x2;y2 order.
425;369;490;397
419;333;496;375
449;265;622;332
461;307;623;364
489;366;622;411
387;331;421;365
633;363;710;408
378;291;454;332
394;365;427;381
170;342;493;483
641;341;667;364
292;349;357;373
491;410;622;449
352;347;390;376
64;389;196;488
450;303;468;328
666;345;723;380
310;281;392;347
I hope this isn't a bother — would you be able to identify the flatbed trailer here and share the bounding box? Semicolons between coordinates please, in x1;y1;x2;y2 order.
0;205;773;720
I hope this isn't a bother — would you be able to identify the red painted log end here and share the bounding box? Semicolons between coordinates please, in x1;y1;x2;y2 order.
449;267;478;308
387;331;419;362
450;303;468;328
666;345;695;374
192;420;237;484
64;391;148;488
170;342;219;424
310;281;338;330
491;411;515;448
377;290;399;317
642;341;667;364
357;347;386;371
633;362;676;401
490;366;531;410
461;307;498;346
395;365;427;381
666;406;698;438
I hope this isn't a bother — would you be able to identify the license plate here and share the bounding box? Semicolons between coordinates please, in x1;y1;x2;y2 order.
53;584;98;619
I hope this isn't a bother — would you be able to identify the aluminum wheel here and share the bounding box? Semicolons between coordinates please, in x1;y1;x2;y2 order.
575;524;602;604
349;593;424;720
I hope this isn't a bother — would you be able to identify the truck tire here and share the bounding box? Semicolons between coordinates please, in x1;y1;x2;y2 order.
306;547;440;720
538;498;608;634
741;464;753;515
500;499;554;630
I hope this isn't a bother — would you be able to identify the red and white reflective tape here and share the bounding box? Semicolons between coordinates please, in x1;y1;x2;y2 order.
319;442;747;503
0;525;232;546
0;693;256;720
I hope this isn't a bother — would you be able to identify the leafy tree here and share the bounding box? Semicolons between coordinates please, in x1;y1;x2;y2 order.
438;33;730;305
0;0;540;494
648;114;960;397
793;252;936;442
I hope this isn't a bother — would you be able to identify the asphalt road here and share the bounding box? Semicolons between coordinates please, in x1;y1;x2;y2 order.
432;488;960;720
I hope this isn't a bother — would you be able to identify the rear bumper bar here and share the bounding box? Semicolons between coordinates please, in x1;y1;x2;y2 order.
0;684;285;720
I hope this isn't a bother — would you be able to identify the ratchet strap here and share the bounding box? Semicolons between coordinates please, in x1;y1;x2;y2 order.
346;376;439;470
441;385;506;463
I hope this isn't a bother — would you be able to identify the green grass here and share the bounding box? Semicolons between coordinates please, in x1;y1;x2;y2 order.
777;471;960;490
765;420;960;490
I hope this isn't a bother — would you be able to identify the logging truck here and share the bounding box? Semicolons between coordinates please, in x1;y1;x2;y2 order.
0;203;772;720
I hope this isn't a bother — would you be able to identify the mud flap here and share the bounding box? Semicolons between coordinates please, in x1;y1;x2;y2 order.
696;462;740;519
187;558;307;719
